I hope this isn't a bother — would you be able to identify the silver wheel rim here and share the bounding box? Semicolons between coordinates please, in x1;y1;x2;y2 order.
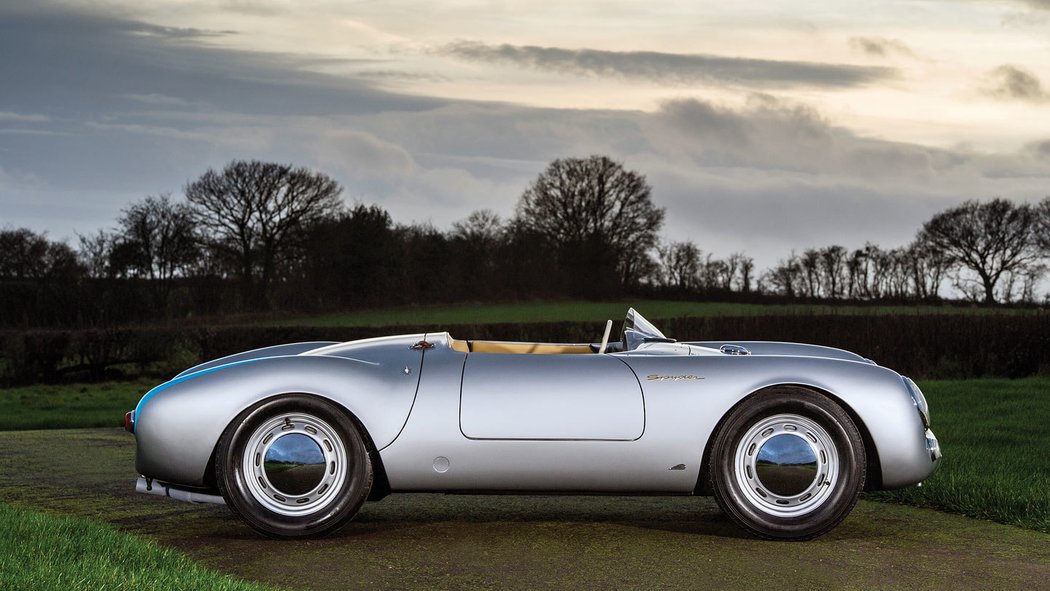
242;412;348;516
733;413;838;517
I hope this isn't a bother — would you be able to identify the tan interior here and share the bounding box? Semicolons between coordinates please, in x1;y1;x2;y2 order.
448;337;592;355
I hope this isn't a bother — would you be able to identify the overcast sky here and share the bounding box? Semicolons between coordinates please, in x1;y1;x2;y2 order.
2;0;1049;267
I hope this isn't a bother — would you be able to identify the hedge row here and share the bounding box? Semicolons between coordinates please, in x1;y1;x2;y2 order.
2;314;1049;385
671;314;1050;379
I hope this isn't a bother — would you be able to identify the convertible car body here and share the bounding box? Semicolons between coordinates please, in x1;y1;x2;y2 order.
127;309;941;540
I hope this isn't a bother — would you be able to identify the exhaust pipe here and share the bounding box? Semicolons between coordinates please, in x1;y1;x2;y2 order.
136;476;226;505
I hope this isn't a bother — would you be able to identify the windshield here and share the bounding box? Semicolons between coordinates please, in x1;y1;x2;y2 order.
621;308;671;351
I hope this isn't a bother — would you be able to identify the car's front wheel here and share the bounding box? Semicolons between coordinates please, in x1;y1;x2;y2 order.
708;387;866;540
216;395;372;538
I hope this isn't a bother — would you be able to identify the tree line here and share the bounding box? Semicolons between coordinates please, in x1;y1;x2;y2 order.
2;156;1049;327
762;198;1048;304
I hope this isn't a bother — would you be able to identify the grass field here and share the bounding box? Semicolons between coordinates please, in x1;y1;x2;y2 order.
259;299;1035;327
0;501;277;591
0;377;1045;533
867;377;1050;532
0;381;149;431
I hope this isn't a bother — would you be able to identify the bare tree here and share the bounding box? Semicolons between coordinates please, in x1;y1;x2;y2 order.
846;249;864;299
516;155;664;288
451;209;505;245
112;194;200;302
818;245;848;298
861;243;895;299
850;243;893;299
764;253;802;298
766;240;957;302
729;252;755;293
77;230;116;279
185;160;343;306
800;249;821;297
718;254;737;291
872;246;900;299
697;254;717;290
1036;196;1050;255
658;241;701;289
919;198;1039;304
996;264;1045;303
885;247;912;299
903;238;952;300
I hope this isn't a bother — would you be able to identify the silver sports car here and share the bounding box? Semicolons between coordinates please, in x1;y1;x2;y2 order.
126;308;941;540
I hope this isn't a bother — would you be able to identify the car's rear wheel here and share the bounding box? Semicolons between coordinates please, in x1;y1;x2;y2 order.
216;395;372;538
708;387;865;540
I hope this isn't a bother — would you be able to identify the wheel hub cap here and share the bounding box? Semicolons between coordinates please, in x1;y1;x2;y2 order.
243;413;348;516
755;433;819;496
263;433;326;496
734;413;838;517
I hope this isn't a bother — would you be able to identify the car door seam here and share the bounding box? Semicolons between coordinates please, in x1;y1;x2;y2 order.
376;332;428;453
610;355;646;441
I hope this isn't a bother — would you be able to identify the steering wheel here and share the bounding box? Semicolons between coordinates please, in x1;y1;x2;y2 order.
598;319;613;354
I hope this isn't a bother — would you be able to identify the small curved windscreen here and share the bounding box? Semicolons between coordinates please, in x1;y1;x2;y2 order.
622;308;671;351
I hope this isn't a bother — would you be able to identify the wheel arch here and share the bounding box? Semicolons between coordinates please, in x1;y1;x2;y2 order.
203;391;392;500
694;382;883;495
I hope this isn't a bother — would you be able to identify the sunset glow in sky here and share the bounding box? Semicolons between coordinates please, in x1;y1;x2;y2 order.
2;0;1049;265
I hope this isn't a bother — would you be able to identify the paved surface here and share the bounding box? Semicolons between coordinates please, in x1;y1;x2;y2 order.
1;429;1048;590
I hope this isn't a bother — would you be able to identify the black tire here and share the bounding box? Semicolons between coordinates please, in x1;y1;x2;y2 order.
216;394;372;539
707;387;865;540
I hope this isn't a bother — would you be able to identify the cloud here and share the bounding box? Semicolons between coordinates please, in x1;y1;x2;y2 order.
441;41;896;89
1026;140;1050;159
0;128;69;136
0;163;46;193
848;37;915;58
1;2;1048;269
310;128;416;180
648;94;962;181
355;70;452;83
84;121;219;142
124;22;237;39
120;93;194;107
984;65;1049;102
0;8;443;120
0;3;450;219
0;111;50;123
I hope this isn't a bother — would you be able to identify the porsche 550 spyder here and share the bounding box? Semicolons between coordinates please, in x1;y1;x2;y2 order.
127;308;940;540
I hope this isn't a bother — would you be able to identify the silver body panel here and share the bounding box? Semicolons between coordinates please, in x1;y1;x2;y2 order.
135;334;425;486
172;342;341;379
683;341;870;363
134;322;939;494
460;353;645;440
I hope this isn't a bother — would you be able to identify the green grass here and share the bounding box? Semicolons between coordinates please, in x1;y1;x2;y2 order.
0;381;149;431
259;299;1034;328
866;377;1050;533
0;501;277;591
